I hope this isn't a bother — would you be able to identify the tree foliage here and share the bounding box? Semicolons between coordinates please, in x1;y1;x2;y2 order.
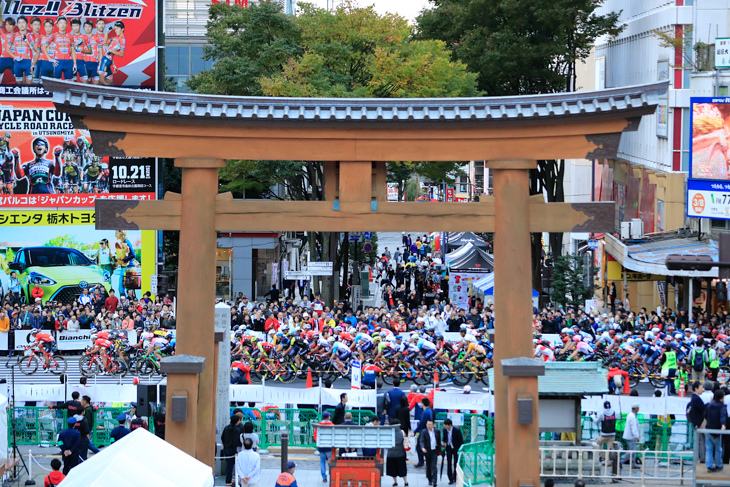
416;0;622;95
549;254;594;308
188;1;303;95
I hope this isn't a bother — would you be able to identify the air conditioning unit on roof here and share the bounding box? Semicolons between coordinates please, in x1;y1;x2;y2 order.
620;222;631;240
631;219;644;239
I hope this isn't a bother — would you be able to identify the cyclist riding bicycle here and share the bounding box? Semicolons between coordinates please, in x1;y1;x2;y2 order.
31;329;55;368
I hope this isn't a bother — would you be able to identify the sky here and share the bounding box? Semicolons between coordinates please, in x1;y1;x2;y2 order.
307;0;433;23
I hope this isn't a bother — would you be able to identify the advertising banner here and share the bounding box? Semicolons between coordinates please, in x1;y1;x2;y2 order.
449;271;487;309
0;210;155;304
0;100;157;206
386;182;399;202
56;328;93;350
0;0;157;95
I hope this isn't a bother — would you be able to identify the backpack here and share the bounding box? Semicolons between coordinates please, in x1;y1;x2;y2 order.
601;412;616;435
693;349;706;372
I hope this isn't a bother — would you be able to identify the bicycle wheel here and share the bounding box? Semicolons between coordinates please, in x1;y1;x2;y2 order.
279;364;297;384
17;354;40;375
110;359;128;378
381;368;395;386
47;355;67;375
649;374;665;389
451;364;472;387
137;358;156;377
79;355;99;377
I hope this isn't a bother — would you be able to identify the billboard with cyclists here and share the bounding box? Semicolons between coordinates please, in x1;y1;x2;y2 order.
0;99;157;206
0;0;157;95
0;209;156;305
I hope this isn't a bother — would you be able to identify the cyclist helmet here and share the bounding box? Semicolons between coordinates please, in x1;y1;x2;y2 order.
165;333;173;340
63;135;71;142
395;335;403;341
334;326;342;334
460;324;468;332
645;331;654;341
608;330;616;336
435;333;444;340
327;337;335;343
31;329;39;336
572;335;582;342
90;333;97;340
634;337;643;344
380;331;387;339
234;331;243;338
561;327;570;334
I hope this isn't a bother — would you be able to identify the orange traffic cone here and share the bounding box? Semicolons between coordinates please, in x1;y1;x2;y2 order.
306;367;313;389
434;369;439;385
678;375;686;398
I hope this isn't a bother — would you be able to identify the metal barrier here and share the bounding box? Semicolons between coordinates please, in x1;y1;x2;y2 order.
539;446;694;484
457;440;495;487
323;409;374;425
435;413;492;444
9;406;154;447
261;408;321;448
580;415;693;451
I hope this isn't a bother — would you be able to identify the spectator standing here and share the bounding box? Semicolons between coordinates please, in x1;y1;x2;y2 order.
620;403;641;468
80;395;100;457
315;411;334;483
235;438;260;487
274;461;298;487
362;416;381;457
704;390;727;472
44;459;65;487
240;421;259;452
396;396;411;436
386;418;409;487
386;379;406;422
110;414;130;443
58;417;81;475
687;381;707;462
221;415;243;485
104;289;119;313
442;418;463;485
418;419;441;487
333;393;347;425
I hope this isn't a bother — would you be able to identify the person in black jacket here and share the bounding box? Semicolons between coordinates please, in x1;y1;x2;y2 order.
441;418;463;485
687;381;707;462
704;390;727;472
221;415;242;485
419;419;441;487
333;393;347;425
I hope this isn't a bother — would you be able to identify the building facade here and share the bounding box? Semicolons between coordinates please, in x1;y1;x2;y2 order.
576;0;730;313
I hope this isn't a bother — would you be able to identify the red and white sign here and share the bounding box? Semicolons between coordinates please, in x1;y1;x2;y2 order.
387;182;399;202
445;187;454;202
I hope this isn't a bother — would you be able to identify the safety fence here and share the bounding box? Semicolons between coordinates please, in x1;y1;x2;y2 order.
580;415;694;452
10;406;154;447
539;446;694;484
458;440;495;487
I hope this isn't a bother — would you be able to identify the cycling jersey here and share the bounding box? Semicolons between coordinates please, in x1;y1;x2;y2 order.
34;333;54;343
16;158;60;194
47;32;74;60
97;331;111;340
71;32;86;56
535;345;555;362
86;33;103;62
0;31;13;59
85;164;101;179
63;163;79;177
103;34;125;60
95;338;112;349
38;34;54;61
11;32;34;60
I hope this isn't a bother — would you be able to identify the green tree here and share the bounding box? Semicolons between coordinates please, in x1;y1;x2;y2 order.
187;1;302;95
190;1;480;299
549;254;594;308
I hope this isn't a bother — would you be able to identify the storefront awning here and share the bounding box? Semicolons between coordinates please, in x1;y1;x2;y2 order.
605;233;719;278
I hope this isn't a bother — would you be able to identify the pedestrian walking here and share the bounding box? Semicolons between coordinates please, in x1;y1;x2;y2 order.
315;411;334;483
418;419;441;487
704;390;727;472
441;418;463;485
595;401;617;465
412;397;433;468
620;403;641;468
235;438;260;487
274;461;298;487
58;417;81;475
386;419;409;487
385;379;406;422
396;396;411;436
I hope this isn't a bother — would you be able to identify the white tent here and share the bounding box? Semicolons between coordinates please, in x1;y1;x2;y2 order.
60;428;213;487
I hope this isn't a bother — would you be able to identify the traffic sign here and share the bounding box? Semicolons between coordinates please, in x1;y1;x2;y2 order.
351;359;361;390
285;271;311;280
588;239;598;250
363;242;373;253
349;232;362;242
363;232;373;240
308;262;333;276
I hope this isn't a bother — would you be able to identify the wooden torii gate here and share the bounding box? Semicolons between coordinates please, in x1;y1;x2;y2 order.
47;78;666;487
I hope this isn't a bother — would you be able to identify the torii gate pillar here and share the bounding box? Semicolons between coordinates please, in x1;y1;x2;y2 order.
491;160;540;487
164;158;225;466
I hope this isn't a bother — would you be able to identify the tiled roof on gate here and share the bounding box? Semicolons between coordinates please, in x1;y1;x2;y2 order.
44;78;668;127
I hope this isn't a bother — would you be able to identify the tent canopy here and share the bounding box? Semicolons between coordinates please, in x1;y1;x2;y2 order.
60;428;213;487
448;243;494;271
473;274;538;297
446;232;490;250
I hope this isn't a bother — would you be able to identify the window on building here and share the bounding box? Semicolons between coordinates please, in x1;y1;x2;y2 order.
165;44;213;92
